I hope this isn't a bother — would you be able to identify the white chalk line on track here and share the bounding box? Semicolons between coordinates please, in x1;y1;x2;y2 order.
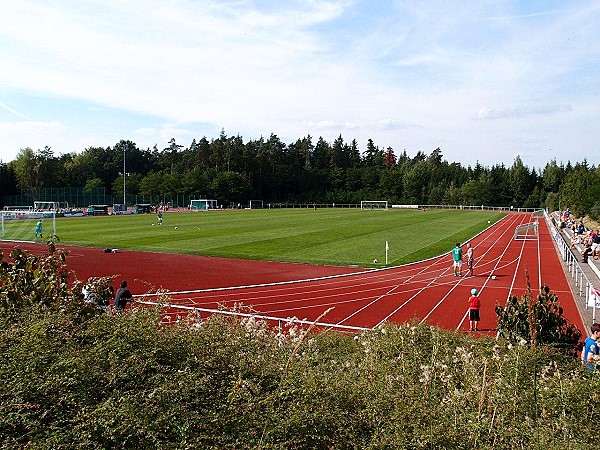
430;213;527;330
168;260;527;319
264;213;525;327
168;254;520;315
355;213;522;329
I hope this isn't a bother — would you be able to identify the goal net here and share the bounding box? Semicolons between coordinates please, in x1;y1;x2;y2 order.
1;209;57;242
189;199;218;210
361;200;388;211
249;200;264;209
531;209;545;219
514;222;538;240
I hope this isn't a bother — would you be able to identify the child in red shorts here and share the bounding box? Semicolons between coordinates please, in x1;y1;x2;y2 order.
469;288;480;331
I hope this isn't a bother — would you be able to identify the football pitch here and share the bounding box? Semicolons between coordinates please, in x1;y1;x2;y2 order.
15;208;505;267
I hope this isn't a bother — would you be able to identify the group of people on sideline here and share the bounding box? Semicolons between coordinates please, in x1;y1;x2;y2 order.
560;209;600;263
82;278;133;313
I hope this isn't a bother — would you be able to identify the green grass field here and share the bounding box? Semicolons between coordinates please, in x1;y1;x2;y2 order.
4;209;505;267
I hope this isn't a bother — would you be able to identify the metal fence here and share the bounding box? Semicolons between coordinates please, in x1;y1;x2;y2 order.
1;187;206;210
3;188;545;214
134;300;369;334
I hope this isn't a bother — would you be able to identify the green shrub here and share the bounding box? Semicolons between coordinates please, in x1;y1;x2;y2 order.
495;284;582;357
1;247;597;449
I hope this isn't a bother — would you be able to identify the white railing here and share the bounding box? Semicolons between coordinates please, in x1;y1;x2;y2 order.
134;300;369;334
546;211;598;325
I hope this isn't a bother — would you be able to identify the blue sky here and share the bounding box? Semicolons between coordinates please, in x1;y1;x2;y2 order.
1;0;599;169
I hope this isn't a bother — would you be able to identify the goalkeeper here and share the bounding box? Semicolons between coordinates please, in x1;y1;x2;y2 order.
35;219;43;239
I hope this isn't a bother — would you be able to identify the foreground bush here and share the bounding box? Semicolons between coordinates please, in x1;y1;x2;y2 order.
496;281;582;357
1;246;596;448
1;304;598;450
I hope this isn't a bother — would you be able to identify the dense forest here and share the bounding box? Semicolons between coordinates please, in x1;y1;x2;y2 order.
1;131;599;220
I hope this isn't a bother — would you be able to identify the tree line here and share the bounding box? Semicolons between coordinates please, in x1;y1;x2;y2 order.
1;130;599;220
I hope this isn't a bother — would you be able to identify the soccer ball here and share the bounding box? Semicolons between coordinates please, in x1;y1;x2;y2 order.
152;223;155;226
488;220;491;224
373;259;378;264
175;226;178;229
492;275;497;280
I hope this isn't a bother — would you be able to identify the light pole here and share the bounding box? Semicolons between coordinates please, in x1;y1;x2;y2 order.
118;148;130;212
123;148;126;206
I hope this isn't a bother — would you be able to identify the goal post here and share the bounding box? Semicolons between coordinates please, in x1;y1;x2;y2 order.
1;209;56;242
360;200;388;211
249;200;264;209
531;209;545;219
189;199;218;211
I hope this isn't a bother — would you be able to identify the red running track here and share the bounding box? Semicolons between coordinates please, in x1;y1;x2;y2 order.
1;212;584;335
149;213;585;335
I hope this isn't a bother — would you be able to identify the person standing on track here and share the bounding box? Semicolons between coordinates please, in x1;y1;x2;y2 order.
466;243;474;276
468;288;481;331
451;242;463;276
582;323;600;371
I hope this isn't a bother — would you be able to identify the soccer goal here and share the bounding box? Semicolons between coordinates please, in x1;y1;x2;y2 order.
531;209;545;219
360;200;388;211
514;222;538;240
1;209;56;242
189;199;218;211
249;200;264;209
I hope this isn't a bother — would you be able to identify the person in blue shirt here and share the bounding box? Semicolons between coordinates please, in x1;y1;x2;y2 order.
582;323;600;371
35;219;43;239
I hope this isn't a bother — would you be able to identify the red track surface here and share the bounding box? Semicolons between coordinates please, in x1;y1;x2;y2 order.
143;213;585;335
1;212;584;335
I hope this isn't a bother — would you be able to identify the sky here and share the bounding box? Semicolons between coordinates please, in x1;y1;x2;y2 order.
1;0;599;169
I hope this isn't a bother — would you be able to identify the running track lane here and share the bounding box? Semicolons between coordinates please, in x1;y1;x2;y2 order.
156;213;585;336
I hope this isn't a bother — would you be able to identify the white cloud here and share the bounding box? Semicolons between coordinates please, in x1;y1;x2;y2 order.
0;121;67;159
134;128;157;137
0;121;66;135
0;101;32;121
476;104;574;120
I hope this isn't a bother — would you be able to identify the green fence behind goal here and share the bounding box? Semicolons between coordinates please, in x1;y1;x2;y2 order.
1;210;56;242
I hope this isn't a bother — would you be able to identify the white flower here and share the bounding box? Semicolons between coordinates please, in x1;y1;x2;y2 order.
419;365;432;383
